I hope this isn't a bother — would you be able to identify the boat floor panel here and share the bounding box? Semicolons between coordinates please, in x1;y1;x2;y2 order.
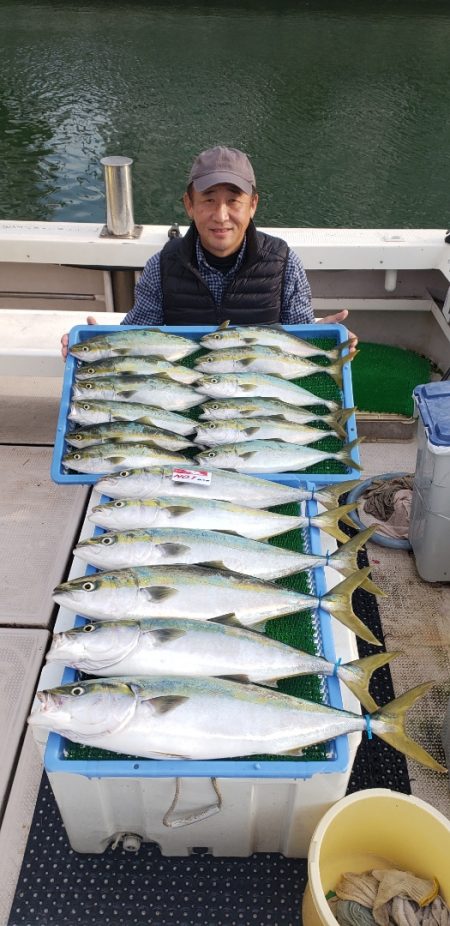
0;446;88;627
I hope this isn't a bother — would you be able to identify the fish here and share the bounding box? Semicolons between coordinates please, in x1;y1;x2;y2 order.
28;676;447;771
63;444;192;474
195;438;363;474
200;321;350;361
65;423;195;451
74;525;381;592
195;372;340;409
193;417;344;447
52;564;382;644
96;465;362;511
74;356;200;384
69;328;199;362
46;617;395;710
68;401;195;436
71;376;202;411
87;495;359;543
199;397;354;434
194;345;354;389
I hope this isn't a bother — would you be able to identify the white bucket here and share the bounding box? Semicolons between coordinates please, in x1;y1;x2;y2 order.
302;788;450;926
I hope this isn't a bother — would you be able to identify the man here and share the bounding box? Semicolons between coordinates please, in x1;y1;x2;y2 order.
61;145;356;356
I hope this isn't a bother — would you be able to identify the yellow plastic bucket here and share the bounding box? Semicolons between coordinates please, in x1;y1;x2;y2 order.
302;788;450;926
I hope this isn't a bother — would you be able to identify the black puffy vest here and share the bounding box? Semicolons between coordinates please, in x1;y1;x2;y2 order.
160;220;289;326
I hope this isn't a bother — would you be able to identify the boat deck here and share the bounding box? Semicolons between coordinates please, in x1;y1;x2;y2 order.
0;373;449;926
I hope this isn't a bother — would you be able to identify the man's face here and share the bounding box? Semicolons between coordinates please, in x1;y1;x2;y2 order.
183;183;258;257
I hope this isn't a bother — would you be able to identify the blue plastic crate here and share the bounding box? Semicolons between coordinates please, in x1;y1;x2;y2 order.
51;323;359;485
44;493;352;781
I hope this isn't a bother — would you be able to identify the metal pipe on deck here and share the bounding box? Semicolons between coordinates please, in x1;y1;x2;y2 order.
100;156;137;238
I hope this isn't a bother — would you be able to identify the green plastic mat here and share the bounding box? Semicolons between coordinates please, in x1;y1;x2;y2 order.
351;342;433;417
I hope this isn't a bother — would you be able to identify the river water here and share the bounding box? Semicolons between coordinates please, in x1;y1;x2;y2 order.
1;0;450;228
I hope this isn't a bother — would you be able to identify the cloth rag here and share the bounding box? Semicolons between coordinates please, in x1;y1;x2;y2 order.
362;476;413;539
333;869;448;926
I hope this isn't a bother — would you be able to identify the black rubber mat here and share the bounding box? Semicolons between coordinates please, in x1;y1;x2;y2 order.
7;541;410;926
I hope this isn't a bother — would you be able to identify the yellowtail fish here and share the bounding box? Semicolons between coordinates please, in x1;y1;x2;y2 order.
195;346;355;389
199;398;354;434
74;356;200;384
195;438;363;474
200;321;351;361
74;526;380;593
88;495;359;543
72;376;202;412
194;418;344;447
46;618;395;710
68;401;195;435
195;372;340;409
69;328;199;362
52;565;381;644
63;443;191;474
28;677;447;771
65;423;195;451
96;466;362;511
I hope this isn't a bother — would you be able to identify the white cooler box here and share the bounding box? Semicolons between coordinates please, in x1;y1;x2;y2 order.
33;489;362;857
409;382;450;582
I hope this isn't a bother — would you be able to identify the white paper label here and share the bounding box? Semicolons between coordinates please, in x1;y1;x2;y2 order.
172;467;212;486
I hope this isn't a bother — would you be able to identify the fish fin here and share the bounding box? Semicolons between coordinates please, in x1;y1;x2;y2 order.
108;456;128;465
165;505;195;517
141;695;189;715
321;567;382;645
336;437;364;472
218;320;230;331
311;502;359;543
239;384;258;393
157;543;191;556
282;746;305;756
221;674;252;684
371;683;448;773
120;391;140;399
314;477;362;510
115;348;132;355
239;358;257;368
338;652;401;712
239;449;258;459
198;560;228;570
143;586;177;601
210;612;242;627
146;627;187;643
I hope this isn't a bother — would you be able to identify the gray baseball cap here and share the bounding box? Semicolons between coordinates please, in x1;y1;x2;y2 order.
188;146;256;195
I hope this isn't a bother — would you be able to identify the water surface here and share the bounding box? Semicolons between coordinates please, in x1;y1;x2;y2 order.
1;0;450;227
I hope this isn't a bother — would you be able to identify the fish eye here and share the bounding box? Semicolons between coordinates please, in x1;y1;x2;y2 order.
85;383;94;389
82;581;95;591
86;367;96;374
114;501;125;508
204;357;213;363
205;451;216;458
210;404;219;409
212;334;221;340
82;624;96;633
119;470;130;477
80;345;89;352
210;378;219;384
101;536;114;545
82;403;91;410
73;453;81;460
71;686;85;695
208;423;217;430
71;434;82;442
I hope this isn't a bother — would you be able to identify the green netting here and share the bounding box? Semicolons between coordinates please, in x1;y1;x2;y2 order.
352;342;433;416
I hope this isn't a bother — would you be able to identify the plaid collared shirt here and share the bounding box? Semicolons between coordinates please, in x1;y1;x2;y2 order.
122;234;313;325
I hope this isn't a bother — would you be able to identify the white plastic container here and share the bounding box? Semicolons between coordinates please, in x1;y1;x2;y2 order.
32;490;362;857
409;382;450;581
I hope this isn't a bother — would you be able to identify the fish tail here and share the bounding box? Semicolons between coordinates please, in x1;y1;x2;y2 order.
371;683;448;773
336;437;364;472
338;652;400;712
321;567;382;645
311;502;359;543
330;407;357;439
313;478;362;523
329;526;386;596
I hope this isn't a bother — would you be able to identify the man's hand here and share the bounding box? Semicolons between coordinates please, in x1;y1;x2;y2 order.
315;309;358;354
61;315;98;360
